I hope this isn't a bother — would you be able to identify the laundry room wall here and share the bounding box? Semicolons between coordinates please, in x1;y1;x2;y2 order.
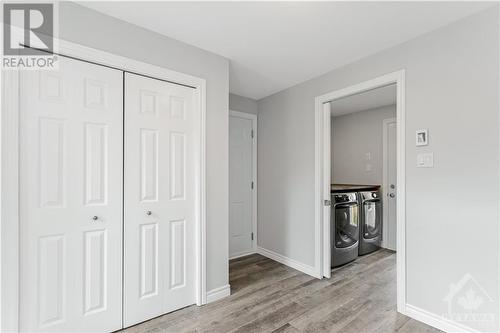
331;105;396;185
257;6;499;332
58;2;230;294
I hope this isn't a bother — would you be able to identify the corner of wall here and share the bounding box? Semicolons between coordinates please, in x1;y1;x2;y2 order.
257;246;318;278
206;284;231;304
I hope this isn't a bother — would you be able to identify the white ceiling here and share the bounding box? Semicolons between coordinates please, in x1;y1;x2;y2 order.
79;1;494;100
330;84;396;117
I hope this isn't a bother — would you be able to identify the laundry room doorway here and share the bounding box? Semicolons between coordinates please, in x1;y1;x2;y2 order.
314;70;406;313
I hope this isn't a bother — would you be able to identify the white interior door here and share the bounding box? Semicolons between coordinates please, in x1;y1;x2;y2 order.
123;73;197;327
19;57;123;332
383;118;397;251
229;113;255;258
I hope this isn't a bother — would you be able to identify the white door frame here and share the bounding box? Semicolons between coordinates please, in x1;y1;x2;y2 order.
1;36;207;332
382;117;397;250
314;70;406;313
228;110;258;259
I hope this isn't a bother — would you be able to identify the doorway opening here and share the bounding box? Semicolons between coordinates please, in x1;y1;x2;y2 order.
314;70;406;313
330;83;397;264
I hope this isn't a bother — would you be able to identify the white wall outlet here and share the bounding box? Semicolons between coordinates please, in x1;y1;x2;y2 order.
365;163;372;172
417;153;434;168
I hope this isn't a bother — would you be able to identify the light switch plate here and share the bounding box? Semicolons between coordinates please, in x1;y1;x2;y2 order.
417;153;434;168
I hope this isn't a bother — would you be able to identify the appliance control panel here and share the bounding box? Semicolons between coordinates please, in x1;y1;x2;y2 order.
359;191;380;201
332;193;357;203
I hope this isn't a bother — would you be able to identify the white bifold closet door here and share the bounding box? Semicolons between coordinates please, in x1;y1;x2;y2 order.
123;73;197;327
19;57;123;332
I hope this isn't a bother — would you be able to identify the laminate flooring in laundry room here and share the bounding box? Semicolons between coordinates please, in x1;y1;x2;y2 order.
121;249;441;333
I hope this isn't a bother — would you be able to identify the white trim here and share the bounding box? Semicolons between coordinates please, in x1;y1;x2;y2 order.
257;246;317;278
229;110;258;255
314;70;406;312
314;96;323;279
396;71;406;315
405;304;480;333
498;3;500;330
229;251;256;260
1;37;208;331
206;285;231;304
321;102;331;279
229;110;256;120
382;117;397;250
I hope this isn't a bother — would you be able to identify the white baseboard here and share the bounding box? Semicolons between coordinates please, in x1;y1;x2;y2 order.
257;246;317;278
404;304;480;333
229;251;256;260
206;284;231;304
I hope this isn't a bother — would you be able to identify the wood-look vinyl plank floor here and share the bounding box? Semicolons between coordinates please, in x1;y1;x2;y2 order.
120;249;441;333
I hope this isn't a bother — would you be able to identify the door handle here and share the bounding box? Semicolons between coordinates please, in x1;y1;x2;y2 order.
92;216;99;221
389;193;395;198
146;210;152;216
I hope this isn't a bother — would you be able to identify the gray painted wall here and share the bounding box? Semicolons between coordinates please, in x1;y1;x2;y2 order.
257;7;499;331
229;93;258;115
61;2;230;292
331;105;396;185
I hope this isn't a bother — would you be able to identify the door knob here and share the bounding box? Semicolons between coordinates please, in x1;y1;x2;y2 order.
389;193;395;198
390;184;395;189
146;210;152;216
92;216;99;221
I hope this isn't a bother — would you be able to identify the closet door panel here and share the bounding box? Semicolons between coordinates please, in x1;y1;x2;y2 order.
19;57;123;332
124;73;196;327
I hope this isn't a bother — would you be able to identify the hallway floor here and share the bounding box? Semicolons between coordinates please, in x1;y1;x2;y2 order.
122;249;440;332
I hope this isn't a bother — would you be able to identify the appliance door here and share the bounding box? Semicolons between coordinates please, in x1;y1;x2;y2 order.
334;203;359;248
363;199;381;239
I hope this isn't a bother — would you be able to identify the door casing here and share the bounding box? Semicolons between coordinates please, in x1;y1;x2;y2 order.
314;70;406;313
1;34;207;332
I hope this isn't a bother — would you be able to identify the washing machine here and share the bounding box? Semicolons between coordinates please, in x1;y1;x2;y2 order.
358;190;382;255
331;192;359;267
